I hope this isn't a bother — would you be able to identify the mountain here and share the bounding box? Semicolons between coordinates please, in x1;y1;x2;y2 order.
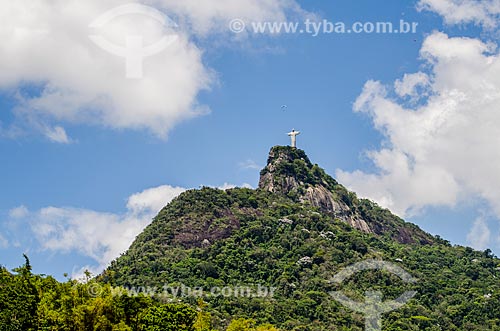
258;146;433;244
101;146;500;331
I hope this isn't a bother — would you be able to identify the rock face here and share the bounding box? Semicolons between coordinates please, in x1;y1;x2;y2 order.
301;185;372;233
258;146;372;233
258;146;432;244
258;146;305;194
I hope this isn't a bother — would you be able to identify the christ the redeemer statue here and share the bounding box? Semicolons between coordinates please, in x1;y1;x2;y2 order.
288;129;300;148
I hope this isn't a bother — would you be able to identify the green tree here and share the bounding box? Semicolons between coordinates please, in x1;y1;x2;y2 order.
139;304;196;331
226;318;256;331
0;255;39;331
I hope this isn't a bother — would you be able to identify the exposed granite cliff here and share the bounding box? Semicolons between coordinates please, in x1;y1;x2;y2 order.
259;146;433;244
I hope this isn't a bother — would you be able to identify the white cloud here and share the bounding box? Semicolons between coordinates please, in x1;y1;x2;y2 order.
43;126;72;144
394;72;430;98
151;0;306;35
0;0;211;140
467;217;491;250
239;159;262;170
417;0;500;28
22;184;186;275
337;32;500;219
5;181;258;275
218;182;254;190
33;207;132;266
0;0;305;141
9;205;29;219
126;185;186;214
0;233;8;248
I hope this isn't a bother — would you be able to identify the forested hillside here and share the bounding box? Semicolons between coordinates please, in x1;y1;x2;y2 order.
101;147;500;330
2;146;500;330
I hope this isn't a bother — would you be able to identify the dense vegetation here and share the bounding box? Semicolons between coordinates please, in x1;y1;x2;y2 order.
100;147;500;330
98;186;500;330
0;256;277;331
2;146;500;330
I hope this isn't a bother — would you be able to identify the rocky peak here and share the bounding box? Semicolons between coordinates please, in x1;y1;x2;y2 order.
258;146;327;193
257;146;435;244
258;146;372;233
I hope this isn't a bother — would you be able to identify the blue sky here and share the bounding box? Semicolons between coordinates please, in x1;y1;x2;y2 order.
1;0;500;280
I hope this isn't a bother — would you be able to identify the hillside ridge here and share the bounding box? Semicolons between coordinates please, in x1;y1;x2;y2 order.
258;146;433;244
99;146;500;330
